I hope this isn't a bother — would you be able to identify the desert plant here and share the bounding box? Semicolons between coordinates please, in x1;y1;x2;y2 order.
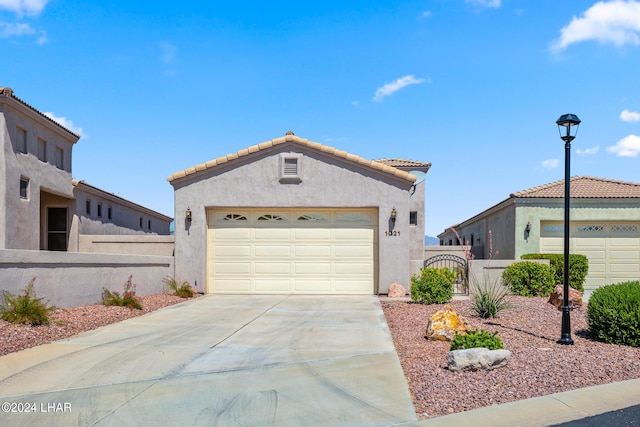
0;278;55;326
102;275;142;310
410;267;455;304
501;261;555;297
521;253;588;293
163;277;195;298
587;281;640;347
450;329;504;351
470;280;512;319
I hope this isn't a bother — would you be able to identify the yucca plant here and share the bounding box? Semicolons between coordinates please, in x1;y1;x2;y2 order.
470;280;512;319
163;277;195;298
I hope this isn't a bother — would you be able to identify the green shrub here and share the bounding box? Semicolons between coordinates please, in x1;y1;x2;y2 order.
501;261;555;297
521;253;588;293
163;277;195;298
410;267;454;304
470;280;512;319
0;278;55;326
102;275;142;310
587;281;640;347
450;329;504;351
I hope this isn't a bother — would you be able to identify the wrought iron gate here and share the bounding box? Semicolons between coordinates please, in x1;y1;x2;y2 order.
423;254;469;295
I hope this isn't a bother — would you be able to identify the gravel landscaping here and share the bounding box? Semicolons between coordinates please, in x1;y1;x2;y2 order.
381;295;640;419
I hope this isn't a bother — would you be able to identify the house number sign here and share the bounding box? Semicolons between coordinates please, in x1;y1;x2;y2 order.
385;231;400;237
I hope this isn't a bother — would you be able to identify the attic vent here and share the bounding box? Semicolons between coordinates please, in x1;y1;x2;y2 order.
279;153;303;183
283;158;298;175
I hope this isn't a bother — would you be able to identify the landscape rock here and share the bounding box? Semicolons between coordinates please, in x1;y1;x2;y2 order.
426;305;472;341
387;283;407;298
446;348;511;372
548;284;583;311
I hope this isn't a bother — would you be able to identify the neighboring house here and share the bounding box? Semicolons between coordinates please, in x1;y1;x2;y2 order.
0;86;171;252
438;176;640;295
168;132;431;295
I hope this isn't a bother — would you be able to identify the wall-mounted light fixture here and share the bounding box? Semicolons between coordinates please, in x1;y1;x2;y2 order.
525;221;532;234
390;208;397;223
186;208;192;224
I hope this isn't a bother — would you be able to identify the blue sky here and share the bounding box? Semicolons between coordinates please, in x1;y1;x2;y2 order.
3;0;640;237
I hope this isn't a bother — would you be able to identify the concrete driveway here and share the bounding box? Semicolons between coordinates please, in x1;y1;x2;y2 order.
0;295;416;426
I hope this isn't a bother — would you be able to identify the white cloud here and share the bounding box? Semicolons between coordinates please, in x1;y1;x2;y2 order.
576;146;600;155
541;159;559;169
465;0;501;8
0;0;50;16
607;134;640;156
373;75;427;102
0;21;34;37
421;11;432;19
43;112;85;137
620;109;640;122
159;42;177;64
552;1;640;52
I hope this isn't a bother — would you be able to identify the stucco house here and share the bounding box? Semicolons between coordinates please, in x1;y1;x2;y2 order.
438;176;640;295
0;86;171;252
168;132;430;295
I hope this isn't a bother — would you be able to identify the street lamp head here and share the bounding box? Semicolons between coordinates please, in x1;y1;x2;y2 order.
556;113;581;144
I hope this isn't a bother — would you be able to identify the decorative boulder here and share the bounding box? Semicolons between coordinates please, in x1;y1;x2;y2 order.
548;284;583;311
387;283;407;298
426;305;472;341
447;348;511;372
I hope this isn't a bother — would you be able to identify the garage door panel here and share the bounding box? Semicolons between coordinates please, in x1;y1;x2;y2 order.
255;245;291;258
214;246;251;258
294;246;331;258
207;208;375;294
255;262;291;274
540;222;640;293
335;263;372;275
214;262;251;275
294;228;331;240
335;280;371;292
214;228;251;240
295;280;331;292
335;228;373;240
335;245;371;258
215;279;251;292
254;280;291;292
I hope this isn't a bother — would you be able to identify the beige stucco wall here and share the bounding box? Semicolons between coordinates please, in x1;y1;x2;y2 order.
171;144;420;294
0;249;173;308
78;235;174;256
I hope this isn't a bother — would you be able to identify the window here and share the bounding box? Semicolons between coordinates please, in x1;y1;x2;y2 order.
139;217;143;228
97;203;103;218
55;147;64;170
85;200;91;215
409;211;418;225
148;219;151;230
279;153;302;182
470;234;474;247
37;138;47;162
16;127;27;154
107;206;113;220
20;178;29;199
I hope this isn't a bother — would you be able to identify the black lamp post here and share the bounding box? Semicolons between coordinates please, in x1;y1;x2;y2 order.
556;113;581;345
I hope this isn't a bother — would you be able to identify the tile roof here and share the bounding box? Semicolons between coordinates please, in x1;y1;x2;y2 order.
167;133;420;183
376;158;432;169
0;86;81;139
512;176;640;198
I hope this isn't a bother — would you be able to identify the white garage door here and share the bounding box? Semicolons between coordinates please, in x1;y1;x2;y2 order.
540;222;640;293
206;209;377;294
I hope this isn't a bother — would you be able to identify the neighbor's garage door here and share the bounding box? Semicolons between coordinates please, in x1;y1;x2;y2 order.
540;222;640;293
206;209;377;294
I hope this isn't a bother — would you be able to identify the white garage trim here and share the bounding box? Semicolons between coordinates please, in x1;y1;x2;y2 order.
540;221;640;291
206;208;378;294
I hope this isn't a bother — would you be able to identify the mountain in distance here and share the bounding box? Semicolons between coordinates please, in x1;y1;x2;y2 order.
424;235;439;246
